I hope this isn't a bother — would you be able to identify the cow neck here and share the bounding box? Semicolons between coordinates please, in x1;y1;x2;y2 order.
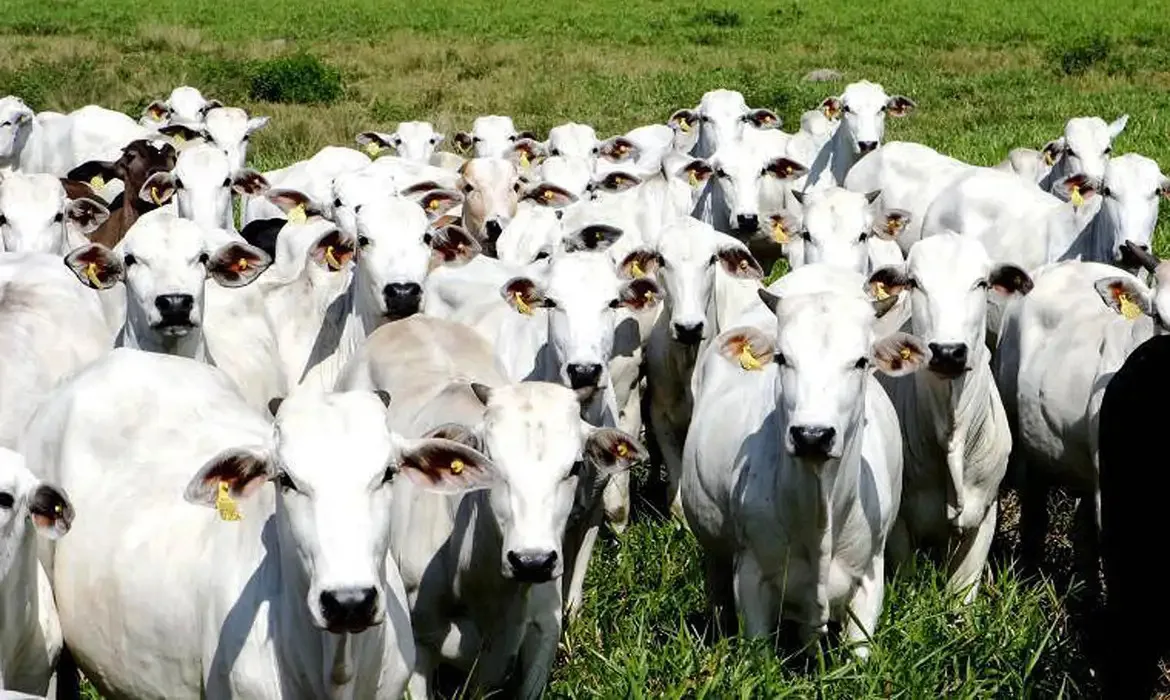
824;122;860;185
0;525;40;668
1056;196;1113;265
119;299;211;362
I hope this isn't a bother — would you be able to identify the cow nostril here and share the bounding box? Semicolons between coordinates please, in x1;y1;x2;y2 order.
154;293;194;319
319;586;378;631
383;282;422;299
672;321;704;345
507;550;558;582
927;342;969;376
382;283;422;320
485;219;503;240
858;141;879;154
566;362;603;389
789;425;837;457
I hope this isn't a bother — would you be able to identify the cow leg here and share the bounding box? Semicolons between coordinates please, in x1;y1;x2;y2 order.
407;645;435;700
54;646;80;700
1018;469;1049;575
885;516;913;577
843;555;884;660
734;551;778;639
947;501;997;605
703;551;738;637
564;519;601;620
1072;495;1102;604
516;584;563;700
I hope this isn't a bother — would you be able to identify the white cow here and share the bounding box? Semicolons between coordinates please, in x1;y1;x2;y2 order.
0;97;35;174
806;81;915;187
0;447;72;696
643;219;764;519
0;252;115;448
337;316;644;699
453;116;536;159
147;143;270;232
20;348;491;699
546;122;599;160
356;122;445;163
1036;115;1129;190
140;85;220;129
242;146;372;226
681;264;924;656
0;173;107;254
777;186;908;274
867;234;1033;602
702;128;799;236
667;89;780;159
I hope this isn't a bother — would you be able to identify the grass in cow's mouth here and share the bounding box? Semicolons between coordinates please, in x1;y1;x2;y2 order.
7;0;1169;695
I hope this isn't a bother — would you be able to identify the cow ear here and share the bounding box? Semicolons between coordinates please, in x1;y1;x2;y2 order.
64;243;123;290
1108;114;1129;140
470;382;493;406
767;211;800;245
598;136;640;163
453;132;474;152
618;248;662;280
591;171;642;195
669;109;699;134
207;241;272;288
716;246;763;280
430;224;481;266
231;169;270;197
501;277;547;315
67;160;120;188
988;264;1033;296
183;447;274;507
564;224;624;253
355;131;394;157
873;332;930;377
677;158;714;189
267;397;284;417
509;138;545;169
417;189;463;220
1054;173;1100;209
28;482;74;540
584;428;646;476
885;95;916;117
394;438;495;494
142;101;170;123
757;288;781;315
618;278;662;311
139;172;177;207
715;326;775;371
421;423;481;451
867;265;912;305
522;183;577;208
308;228;358;271
266;188;325;223
762;157;809;181
245;116;270;134
1094;276;1154;320
1041;138;1066;166
65;198;109;235
872;209;911;241
820;97;843;120
157;124;208;147
59;179;106;206
744;109;781;129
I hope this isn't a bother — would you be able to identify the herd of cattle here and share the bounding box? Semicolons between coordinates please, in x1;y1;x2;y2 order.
0;79;1165;698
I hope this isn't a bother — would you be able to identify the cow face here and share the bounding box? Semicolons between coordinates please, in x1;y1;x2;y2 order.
1098;154;1170;269
0;447;73;581
202;107;269;173
150;144;269;232
184;391;492;634
1044;114;1128;184
0;96;33;162
459;157;522;244
784;187;908;274
820;80;914;156
546;123;599;160
709;137;806;236
0;173;107;254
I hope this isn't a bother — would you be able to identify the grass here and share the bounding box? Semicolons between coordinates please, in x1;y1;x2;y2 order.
7;0;1170;696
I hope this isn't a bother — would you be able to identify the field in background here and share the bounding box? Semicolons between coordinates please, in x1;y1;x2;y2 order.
6;0;1169;697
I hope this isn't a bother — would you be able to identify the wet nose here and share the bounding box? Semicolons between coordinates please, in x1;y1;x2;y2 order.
672;321;704;345
566;362;603;389
485;219;503;240
927;342;969;377
735;214;759;233
858;141;879;154
789;425;836;458
382;282;422;320
319;586;378;633
154;293;194;323
506;550;558;582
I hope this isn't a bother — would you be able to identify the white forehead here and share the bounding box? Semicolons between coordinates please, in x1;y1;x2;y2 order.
537;156;591;195
1105;153;1164;194
548;123;597;144
121;213;208;258
357;197;428;240
473;115;516;136
658;218;722;263
699;89;748;117
333;170;394;206
167;86;208;113
0;173;63;211
907;232;990;283
544;251;619;300
1064;116;1113;149
769;263;868;299
175;144;230;181
396;121;437;140
840;80;890;111
275;392;395;483
483;382;584;467
777;291;874;355
712;129;785;172
0;447;29;494
463;157;517;184
203;107;249;141
804;188;873;233
0;96;31;119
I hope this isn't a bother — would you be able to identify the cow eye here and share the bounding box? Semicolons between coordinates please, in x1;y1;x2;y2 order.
800;231;811;242
513;182;522;193
854;357;869;369
976;279;989;290
0;492;13;509
462;184;474;194
0;215;6;226
54;212;64;223
1104;146;1113;155
276;472;298;492
333;198;343;208
608;299;621;309
857;232;868;242
568;460;585;478
124;253;137;267
842;105;853;114
422;232;432;245
472;136;482;143
358;235;371;247
543;298;558;309
774;352;787;367
1098;186;1113;198
550;148;561;156
714;168;728;179
508;134;517;142
198;252;209;264
221;178;231;187
174;177;184;190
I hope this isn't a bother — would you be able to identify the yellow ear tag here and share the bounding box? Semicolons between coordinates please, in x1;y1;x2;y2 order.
678;118;691;133
428;198;441;211
543;189;556;202
514;291;532;315
89;175;105;189
1118;292;1142;320
84;262;102;288
54;503;63;514
1043;151;1055;166
215;481;242;522
364;141;381;157
771;221;789;244
873;281;890;301
150;186;162;205
886;218;903;236
616;443;629;458
899;346;912;360
236;257;248;271
450;459;465;475
630;260;646;278
288;203;307;224
1070;186;1085;208
643;289;655;303
172;132;186;145
324;245;343;270
519;151;530;168
738;342;762;371
688;170;699;187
